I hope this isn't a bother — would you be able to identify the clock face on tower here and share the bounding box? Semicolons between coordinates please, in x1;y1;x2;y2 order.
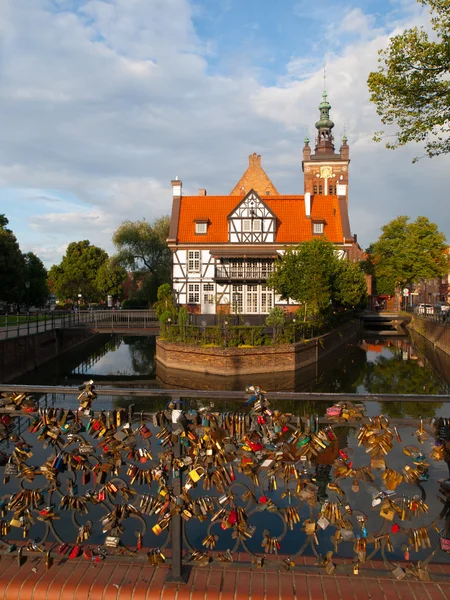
320;166;333;179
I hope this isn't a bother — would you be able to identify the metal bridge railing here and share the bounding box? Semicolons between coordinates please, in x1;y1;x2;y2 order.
0;310;158;339
0;385;449;583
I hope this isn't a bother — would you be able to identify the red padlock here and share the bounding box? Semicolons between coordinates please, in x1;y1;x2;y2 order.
228;510;237;525
259;496;268;504
391;523;400;533
1;415;12;426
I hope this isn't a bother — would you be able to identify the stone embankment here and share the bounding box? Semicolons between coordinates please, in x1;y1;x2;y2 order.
156;321;358;376
410;316;450;357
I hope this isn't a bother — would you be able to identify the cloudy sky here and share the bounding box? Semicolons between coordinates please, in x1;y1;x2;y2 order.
1;0;448;267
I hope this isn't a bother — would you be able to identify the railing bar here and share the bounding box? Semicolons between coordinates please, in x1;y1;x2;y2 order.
1;384;450;402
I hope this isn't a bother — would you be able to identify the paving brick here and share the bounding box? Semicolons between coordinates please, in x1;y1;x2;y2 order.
322;576;339;600
133;565;156;600
350;578;369;600
190;568;208;600
280;571;294;598
58;562;92;600
335;577;355;600
393;581;412;600
251;570;265;600
219;567;237;600
235;570;251;600
307;575;323;600
117;565;144;600
74;563;103;600
294;573;310;600
87;563;118;600
206;568;223;600
406;581;430;600
424;583;447;600
103;563;132;600
379;580;401;600
365;578;386;600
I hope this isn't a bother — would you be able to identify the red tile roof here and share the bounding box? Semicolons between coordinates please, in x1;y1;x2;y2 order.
175;194;347;244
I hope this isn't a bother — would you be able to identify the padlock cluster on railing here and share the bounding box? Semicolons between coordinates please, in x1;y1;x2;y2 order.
0;383;450;579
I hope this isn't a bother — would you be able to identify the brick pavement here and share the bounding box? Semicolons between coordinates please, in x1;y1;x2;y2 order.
1;555;450;600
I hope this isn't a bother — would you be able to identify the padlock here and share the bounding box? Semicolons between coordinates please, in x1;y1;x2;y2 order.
188;467;206;483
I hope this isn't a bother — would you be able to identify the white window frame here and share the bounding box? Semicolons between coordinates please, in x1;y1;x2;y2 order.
187;250;201;273
313;222;324;234
195;222;207;234
188;283;200;304
243;219;251;232
253;219;262;232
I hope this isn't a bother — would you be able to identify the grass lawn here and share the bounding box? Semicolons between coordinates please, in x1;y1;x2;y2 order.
0;315;49;327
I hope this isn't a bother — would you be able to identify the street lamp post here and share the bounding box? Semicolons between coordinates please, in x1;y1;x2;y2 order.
293;317;296;343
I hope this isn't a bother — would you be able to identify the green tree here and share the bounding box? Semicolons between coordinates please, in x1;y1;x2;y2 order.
48;240;108;303
368;0;450;160
333;260;368;307
23;252;49;308
268;238;338;318
265;306;286;344
112;216;171;303
371;215;448;294
0;215;26;305
95;260;127;302
153;283;177;320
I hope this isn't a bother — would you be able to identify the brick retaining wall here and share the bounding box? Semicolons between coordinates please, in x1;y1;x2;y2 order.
156;321;358;376
0;328;97;383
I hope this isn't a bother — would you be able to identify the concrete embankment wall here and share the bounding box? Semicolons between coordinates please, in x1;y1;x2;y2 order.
156;321;358;376
410;316;450;357
0;329;97;383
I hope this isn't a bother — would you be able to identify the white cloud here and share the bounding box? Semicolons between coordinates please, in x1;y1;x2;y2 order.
0;0;449;270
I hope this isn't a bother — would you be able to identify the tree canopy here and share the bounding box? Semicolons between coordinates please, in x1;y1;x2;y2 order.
95;260;127;301
0;215;26;305
267;238;367;318
24;252;49;307
112;216;171;280
112;216;171;306
370;215;448;294
368;0;450;160
48;240;109;303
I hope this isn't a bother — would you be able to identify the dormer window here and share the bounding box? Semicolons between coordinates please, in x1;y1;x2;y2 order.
313;222;324;235
195;220;208;235
253;219;262;232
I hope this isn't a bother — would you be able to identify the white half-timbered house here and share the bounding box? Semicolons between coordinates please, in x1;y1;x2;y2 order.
167;93;364;316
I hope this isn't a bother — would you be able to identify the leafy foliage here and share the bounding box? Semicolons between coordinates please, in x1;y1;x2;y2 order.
333;260;368;308
0;215;26;305
268;238;367;319
95;260;127;300
368;0;450;160
371;215;448;293
48;240;109;303
112;216;171;282
154;283;177;321
23;252;49;307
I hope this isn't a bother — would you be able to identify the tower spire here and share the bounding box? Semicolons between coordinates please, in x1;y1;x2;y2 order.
314;87;335;154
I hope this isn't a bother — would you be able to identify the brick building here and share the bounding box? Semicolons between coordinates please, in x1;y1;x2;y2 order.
168;91;364;316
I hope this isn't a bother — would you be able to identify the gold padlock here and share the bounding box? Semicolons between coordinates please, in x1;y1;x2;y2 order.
189;467;206;483
152;523;162;535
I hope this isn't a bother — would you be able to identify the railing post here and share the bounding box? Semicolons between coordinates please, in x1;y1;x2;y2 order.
166;396;191;583
27;312;30;336
5;314;8;339
16;313;19;337
44;312;47;332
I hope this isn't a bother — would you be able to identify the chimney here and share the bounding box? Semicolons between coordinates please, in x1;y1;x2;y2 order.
171;176;182;199
198;189;207;196
304;192;311;218
249;152;261;166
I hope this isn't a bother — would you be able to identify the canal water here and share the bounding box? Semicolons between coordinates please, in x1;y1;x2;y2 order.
6;332;450;562
14;330;450;400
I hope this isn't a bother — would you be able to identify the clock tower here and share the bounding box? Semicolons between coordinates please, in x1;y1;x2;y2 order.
302;91;350;204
